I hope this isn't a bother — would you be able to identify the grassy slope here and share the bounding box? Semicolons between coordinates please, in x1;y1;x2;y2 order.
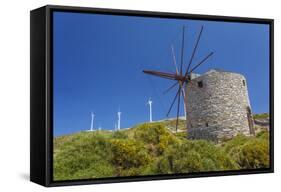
54;115;270;181
253;113;269;119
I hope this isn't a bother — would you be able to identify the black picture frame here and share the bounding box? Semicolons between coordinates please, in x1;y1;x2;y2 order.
30;4;274;187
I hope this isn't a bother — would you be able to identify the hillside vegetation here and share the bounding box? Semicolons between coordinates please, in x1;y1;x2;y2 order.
54;118;270;181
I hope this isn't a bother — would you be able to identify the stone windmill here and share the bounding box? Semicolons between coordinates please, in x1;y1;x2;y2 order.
143;26;255;142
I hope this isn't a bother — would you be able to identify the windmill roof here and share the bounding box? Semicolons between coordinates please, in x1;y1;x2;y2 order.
191;69;245;80
205;68;243;75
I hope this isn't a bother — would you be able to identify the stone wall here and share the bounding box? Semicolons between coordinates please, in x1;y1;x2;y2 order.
185;70;254;142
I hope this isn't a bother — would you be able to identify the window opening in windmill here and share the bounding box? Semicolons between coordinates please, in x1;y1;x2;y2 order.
198;81;203;88
205;122;208;127
242;80;245;86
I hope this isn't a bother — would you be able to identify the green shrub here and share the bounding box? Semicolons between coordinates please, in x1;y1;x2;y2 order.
133;123;171;144
59;159;115;180
173;150;204;173
221;134;249;153
158;134;181;155
53;132;114;180
133;123;181;155
156;140;238;174
256;130;269;140
238;139;269;169
109;139;151;170
174;132;188;140
223;134;269;169
112;130;128;139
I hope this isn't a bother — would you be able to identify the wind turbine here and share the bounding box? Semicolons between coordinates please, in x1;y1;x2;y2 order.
146;97;153;122
90;112;95;131
117;108;121;130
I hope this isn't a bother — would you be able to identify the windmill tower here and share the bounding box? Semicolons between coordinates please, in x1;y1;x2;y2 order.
90;112;95;131
185;69;255;141
117;108;121;130
146;97;153;122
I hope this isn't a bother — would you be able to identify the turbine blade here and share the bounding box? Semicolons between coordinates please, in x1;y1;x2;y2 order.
171;44;179;75
180;26;185;76
185;26;204;77
163;81;178;94
189;52;214;73
166;86;181;117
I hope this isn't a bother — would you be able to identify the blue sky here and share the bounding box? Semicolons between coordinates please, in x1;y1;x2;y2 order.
53;11;270;136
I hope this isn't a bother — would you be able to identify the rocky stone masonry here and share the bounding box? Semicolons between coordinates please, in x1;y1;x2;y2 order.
185;69;254;142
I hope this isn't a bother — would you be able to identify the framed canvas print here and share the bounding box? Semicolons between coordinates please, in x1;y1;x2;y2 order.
30;5;274;187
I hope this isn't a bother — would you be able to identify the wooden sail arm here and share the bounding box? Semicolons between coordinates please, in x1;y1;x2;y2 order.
143;70;177;80
143;70;185;81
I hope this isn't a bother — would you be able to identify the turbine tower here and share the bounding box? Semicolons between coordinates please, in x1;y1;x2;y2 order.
90;112;95;131
117;108;121;130
147;97;153;122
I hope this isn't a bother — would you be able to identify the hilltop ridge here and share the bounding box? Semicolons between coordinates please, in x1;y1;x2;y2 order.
54;114;269;181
